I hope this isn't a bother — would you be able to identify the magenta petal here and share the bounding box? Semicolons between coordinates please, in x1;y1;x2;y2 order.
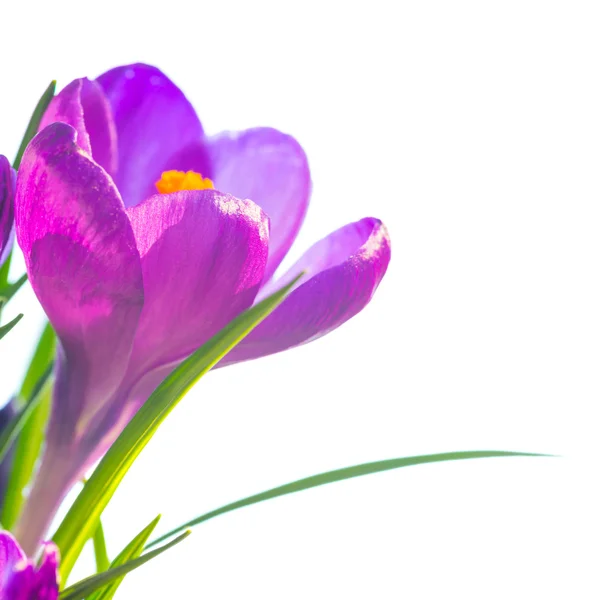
124;190;269;390
97;63;203;208
0;531;33;599
207;128;311;282
40;80;91;155
39;78;117;176
79;78;118;176
0;155;15;265
0;530;26;569
0;533;59;600
220;218;391;366
32;544;60;600
15;123;144;444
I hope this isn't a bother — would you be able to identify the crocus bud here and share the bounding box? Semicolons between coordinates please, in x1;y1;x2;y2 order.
0;155;15;267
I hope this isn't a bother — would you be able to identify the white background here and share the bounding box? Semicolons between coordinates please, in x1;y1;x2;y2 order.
1;1;599;598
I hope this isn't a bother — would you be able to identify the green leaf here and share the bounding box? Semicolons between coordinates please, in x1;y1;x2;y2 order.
79;481;110;574
1;322;56;529
18;322;56;406
92;519;110;574
87;515;161;600
0;365;52;464
0;81;56;292
1;79;56;287
0;313;23;341
53;275;302;582
147;450;549;548
0;254;11;289
0;274;28;307
13;80;56;170
59;530;190;600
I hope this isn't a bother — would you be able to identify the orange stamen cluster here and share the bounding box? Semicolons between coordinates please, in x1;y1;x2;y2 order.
155;170;214;194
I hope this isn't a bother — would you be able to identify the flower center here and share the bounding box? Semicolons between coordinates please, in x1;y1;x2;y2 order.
155;170;214;194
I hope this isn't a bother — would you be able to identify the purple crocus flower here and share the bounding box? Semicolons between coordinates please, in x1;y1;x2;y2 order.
0;156;15;267
0;531;59;600
13;64;390;551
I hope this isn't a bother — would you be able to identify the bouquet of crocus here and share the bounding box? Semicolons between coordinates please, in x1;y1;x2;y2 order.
0;63;533;599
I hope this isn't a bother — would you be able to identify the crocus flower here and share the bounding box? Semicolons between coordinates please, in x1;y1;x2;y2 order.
0;531;59;600
13;64;390;551
0;156;15;267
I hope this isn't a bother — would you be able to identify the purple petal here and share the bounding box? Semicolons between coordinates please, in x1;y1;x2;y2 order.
0;531;34;599
79;79;118;176
220;218;391;366
39;80;91;155
122;190;269;396
39;78;117;176
97;63;203;208
32;544;60;600
0;534;59;600
206;128;311;282
0;156;15;265
14;122;144;447
0;531;26;570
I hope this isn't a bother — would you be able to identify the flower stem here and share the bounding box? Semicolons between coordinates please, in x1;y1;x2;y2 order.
13;446;78;555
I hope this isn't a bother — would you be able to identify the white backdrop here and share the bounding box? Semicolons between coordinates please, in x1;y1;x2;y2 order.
1;1;599;598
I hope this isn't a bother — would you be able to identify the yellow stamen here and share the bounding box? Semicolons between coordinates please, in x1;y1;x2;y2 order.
155;170;214;194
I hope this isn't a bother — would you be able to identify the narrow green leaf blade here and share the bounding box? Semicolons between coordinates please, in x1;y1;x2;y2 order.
18;322;56;405
92;519;110;574
0;365;52;463
1;322;56;529
59;531;190;600
0;81;56;287
0;254;11;289
148;450;549;548
53;275;301;582
0;273;28;306
1;81;56;289
13;80;56;170
88;515;161;600
0;313;23;341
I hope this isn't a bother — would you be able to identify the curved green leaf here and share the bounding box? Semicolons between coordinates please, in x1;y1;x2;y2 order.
13;80;56;170
0;365;52;464
0;274;28;307
148;450;549;548
18;322;56;404
0;256;10;290
0;313;23;341
92;520;110;574
53;275;302;582
88;515;160;600
59;531;190;600
0;79;56;290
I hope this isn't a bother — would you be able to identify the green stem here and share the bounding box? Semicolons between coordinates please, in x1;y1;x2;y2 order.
13;444;78;554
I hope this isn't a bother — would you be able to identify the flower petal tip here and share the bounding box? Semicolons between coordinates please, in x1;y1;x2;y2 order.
0;155;16;265
221;216;391;365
